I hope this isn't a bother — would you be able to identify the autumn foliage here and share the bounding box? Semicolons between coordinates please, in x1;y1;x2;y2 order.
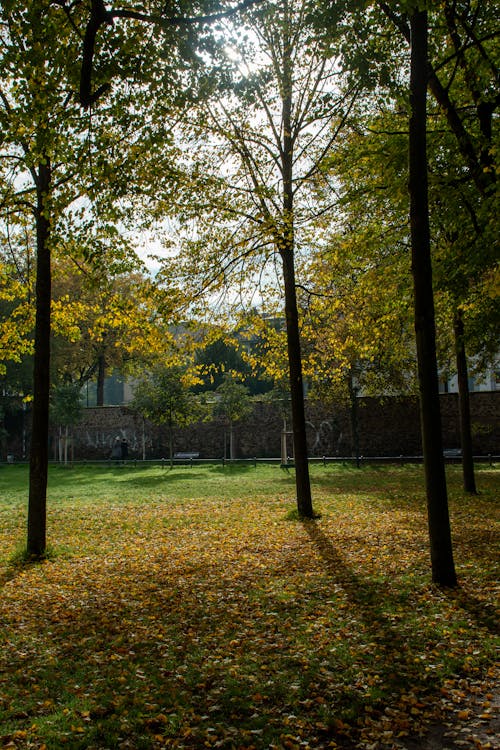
0;464;498;749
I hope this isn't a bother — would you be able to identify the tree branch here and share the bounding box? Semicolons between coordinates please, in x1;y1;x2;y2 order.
80;0;262;108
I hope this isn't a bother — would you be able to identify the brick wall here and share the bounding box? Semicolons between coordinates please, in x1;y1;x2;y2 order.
4;392;498;460
71;392;499;459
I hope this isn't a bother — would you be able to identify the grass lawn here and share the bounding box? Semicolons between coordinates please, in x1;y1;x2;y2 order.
0;463;498;749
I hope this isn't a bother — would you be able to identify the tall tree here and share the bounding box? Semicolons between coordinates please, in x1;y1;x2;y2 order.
381;0;498;493
0;0;175;557
316;0;497;493
380;0;498;198
0;1;90;556
301;232;416;454
157;0;360;516
408;8;456;587
50;259;178;404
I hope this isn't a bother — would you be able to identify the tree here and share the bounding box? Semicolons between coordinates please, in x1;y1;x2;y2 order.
0;263;34;377
192;328;273;396
424;0;498;493
51;261;177;405
213;373;252;459
300;204;417;460
0;1;92;557
313;0;497;496
78;0;264;108
380;0;498;494
132;365;202;465
1;0;187;556
380;0;497;199
408;8;456;587
193;335;253;392
158;0;362;516
50;382;82;464
311;1;459;583
282;101;417;461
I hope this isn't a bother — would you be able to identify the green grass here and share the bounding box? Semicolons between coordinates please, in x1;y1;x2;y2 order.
0;463;498;749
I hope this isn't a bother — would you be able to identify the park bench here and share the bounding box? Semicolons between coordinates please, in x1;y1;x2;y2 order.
173;452;200;460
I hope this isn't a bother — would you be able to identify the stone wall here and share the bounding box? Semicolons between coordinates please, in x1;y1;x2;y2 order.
4;392;498;460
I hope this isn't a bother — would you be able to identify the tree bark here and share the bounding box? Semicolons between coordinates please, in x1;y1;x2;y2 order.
27;160;52;559
453;309;477;493
409;11;457;587
281;245;313;513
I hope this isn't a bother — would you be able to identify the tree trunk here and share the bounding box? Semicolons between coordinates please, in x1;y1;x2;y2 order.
453;309;477;493
281;246;313;517
96;353;106;406
229;422;235;460
27;160;52;559
409;11;457;587
64;425;69;466
168;417;173;468
348;371;360;468
281;417;289;465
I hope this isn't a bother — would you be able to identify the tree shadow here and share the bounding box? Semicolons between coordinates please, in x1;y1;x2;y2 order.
1;517;496;750
302;518;498;692
0;566;20;589
301;519;430;687
442;586;499;635
115;469;209;488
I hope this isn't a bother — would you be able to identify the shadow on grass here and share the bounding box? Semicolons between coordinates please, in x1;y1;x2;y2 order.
0;545;65;591
443;587;499;636
303;518;498;676
0;566;20;589
45;462;270;488
113;469;210;488
1;520;495;750
0;556;41;591
0;537;442;749
302;519;425;676
115;463;284;492
1;466;496;747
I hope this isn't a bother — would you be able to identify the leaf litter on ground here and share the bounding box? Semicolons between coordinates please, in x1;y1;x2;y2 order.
0;464;498;749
